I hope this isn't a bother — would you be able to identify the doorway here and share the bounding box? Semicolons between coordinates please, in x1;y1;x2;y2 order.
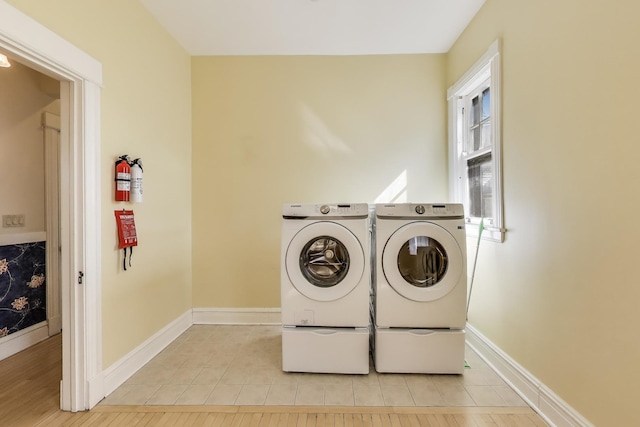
0;60;61;355
0;2;103;411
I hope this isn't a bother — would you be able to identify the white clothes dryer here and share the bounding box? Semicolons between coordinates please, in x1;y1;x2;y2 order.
372;203;467;374
281;203;370;374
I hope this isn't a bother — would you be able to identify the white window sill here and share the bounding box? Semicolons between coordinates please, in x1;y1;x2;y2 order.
465;223;505;243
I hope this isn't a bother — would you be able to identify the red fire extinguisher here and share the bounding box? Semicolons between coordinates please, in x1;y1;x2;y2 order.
115;155;131;202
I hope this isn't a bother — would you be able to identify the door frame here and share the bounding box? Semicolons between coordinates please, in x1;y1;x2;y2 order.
0;2;103;411
43;111;61;337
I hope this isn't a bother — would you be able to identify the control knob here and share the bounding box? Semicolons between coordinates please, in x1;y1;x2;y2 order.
415;205;426;214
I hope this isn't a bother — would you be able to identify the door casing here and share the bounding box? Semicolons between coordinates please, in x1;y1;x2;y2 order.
0;2;104;411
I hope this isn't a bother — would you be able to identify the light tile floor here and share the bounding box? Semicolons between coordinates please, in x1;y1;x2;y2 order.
101;325;529;407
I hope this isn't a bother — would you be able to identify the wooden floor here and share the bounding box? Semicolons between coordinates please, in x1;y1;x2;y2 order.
0;335;549;427
37;405;549;427
0;333;62;426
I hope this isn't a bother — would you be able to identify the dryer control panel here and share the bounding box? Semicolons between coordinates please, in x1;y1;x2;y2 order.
376;203;464;219
283;203;369;219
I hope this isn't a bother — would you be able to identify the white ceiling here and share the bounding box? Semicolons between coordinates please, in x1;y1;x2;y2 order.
140;0;486;56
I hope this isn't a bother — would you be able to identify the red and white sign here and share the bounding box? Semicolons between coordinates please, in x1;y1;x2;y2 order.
115;210;138;249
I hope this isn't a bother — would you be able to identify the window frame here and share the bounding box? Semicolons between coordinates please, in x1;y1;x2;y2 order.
447;39;504;242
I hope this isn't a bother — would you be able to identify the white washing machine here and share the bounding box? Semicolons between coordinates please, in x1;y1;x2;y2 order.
372;203;467;374
281;203;370;374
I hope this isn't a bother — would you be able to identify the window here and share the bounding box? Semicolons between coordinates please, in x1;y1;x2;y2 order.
448;39;504;242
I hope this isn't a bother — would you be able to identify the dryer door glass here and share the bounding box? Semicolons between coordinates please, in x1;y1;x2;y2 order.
397;236;447;287
300;236;350;287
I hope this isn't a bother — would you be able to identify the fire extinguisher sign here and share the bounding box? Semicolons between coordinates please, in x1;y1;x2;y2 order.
115;210;137;270
115;210;137;248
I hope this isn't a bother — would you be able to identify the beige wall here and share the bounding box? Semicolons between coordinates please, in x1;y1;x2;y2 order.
6;0;193;367
447;1;640;425
191;55;447;308
0;61;59;237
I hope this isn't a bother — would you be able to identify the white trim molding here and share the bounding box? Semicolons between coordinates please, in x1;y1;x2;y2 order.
0;2;101;81
0;232;47;246
0;322;50;361
193;308;281;325
466;324;594;427
81;79;104;409
101;310;192;397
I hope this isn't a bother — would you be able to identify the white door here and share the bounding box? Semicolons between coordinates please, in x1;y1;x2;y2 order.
44;112;62;336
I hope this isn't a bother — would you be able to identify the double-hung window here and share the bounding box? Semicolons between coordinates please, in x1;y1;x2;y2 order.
448;39;504;242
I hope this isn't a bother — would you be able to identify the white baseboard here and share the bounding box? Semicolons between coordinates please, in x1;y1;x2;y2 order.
466;324;593;427
88;369;105;409
192;307;281;325
0;321;50;361
102;310;192;396
48;315;62;336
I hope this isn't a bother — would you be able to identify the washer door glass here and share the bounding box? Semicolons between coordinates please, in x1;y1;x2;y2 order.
382;221;463;302
300;236;350;287
286;221;364;302
397;237;447;288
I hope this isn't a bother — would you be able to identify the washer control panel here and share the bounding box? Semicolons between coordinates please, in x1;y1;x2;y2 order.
376;203;464;219
283;203;369;218
316;203;368;216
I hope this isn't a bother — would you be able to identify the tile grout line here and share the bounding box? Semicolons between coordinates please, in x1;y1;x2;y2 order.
104;325;527;409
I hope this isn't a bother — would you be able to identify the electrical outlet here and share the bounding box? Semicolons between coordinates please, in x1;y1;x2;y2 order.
2;214;25;228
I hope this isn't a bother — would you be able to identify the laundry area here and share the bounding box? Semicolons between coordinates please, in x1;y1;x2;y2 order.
281;203;467;376
1;1;637;426
100;202;524;408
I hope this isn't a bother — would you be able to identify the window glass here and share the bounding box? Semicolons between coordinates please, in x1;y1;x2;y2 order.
482;87;491;120
481;122;491;149
467;153;493;219
468;87;491;153
471;95;480;126
300;236;350;287
397;236;448;287
471;126;481;152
